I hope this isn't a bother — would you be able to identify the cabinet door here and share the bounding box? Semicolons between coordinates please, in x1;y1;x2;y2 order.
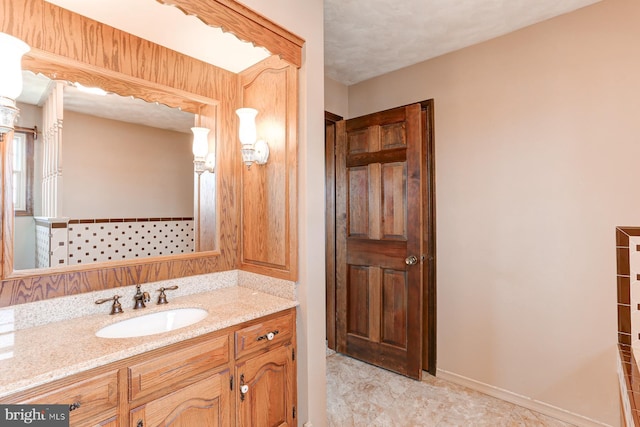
129;370;231;427
236;345;296;427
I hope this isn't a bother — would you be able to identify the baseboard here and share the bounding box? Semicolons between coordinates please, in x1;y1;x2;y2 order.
436;369;612;427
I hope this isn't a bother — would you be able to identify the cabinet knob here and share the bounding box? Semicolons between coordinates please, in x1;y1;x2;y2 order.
68;402;81;411
240;374;249;401
257;330;279;341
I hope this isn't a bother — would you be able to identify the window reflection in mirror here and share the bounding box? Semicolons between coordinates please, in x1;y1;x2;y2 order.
14;71;198;270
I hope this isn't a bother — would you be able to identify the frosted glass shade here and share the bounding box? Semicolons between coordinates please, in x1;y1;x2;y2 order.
0;33;30;100
236;108;257;145
191;127;210;157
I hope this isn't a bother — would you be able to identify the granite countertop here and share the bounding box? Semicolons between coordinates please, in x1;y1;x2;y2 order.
0;286;298;399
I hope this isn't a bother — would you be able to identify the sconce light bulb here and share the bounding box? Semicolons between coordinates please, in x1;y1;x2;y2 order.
236;108;258;145
191;127;210;158
0;33;30;101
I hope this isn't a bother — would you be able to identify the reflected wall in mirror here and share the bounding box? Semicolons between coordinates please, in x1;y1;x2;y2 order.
13;71;203;270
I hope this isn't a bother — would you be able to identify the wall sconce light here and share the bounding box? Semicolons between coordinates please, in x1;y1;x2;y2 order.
236;107;269;169
192;126;215;175
0;32;30;142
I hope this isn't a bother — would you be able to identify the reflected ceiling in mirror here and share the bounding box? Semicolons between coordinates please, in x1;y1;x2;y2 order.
19;72;195;132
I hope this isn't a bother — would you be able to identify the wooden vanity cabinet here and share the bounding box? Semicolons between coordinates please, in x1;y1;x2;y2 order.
3;308;296;427
234;310;297;427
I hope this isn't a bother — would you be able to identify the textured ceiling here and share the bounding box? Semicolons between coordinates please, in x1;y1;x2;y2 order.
25;0;603;126
325;0;600;85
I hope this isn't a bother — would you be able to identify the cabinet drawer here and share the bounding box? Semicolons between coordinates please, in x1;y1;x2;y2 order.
21;370;118;425
235;310;294;360
128;333;229;402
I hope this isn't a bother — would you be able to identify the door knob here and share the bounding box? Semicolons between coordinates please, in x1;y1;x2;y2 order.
405;255;418;265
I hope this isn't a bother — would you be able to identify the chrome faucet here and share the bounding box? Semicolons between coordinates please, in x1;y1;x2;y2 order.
133;284;150;309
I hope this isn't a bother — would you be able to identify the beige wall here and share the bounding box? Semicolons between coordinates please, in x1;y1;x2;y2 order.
338;0;640;425
63;111;193;218
325;76;348;119
238;0;326;425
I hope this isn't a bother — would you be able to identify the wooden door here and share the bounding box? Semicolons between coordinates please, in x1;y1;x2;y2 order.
236;345;296;427
336;103;425;379
129;370;231;427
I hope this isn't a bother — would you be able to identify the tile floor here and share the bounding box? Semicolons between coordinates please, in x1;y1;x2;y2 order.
326;352;575;427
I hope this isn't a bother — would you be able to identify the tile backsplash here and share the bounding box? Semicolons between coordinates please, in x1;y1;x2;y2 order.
35;217;194;268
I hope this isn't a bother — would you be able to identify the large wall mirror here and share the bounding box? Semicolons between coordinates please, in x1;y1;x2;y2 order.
8;55;222;276
14;70;201;271
0;0;303;307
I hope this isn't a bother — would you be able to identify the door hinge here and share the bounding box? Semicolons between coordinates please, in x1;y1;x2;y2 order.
293;406;296;419
292;348;295;361
230;375;234;391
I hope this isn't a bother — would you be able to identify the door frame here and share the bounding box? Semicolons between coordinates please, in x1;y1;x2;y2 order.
325;100;436;375
325;111;342;351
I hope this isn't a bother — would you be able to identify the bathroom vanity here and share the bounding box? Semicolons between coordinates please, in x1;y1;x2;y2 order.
0;286;297;427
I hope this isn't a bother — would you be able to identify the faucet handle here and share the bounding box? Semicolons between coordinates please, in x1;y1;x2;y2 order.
157;286;179;304
95;295;123;315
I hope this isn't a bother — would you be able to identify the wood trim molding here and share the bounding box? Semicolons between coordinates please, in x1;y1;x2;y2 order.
158;0;304;68
324;111;342;350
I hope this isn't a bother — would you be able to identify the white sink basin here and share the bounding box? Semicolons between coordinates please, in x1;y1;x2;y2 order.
96;308;208;339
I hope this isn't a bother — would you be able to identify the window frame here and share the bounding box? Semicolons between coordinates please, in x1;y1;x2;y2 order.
12;129;34;217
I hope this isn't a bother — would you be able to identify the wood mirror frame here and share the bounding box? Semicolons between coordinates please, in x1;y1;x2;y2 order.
0;0;303;307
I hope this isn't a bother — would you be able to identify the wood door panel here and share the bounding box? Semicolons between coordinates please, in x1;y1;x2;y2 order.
345;108;407;130
347;129;369;154
337;103;423;379
381;269;408;348
346;147;406;168
345;334;411;376
380;122;407;149
345;266;409;349
347;266;370;337
347;166;370;237
346;239;407;270
381;162;407;239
